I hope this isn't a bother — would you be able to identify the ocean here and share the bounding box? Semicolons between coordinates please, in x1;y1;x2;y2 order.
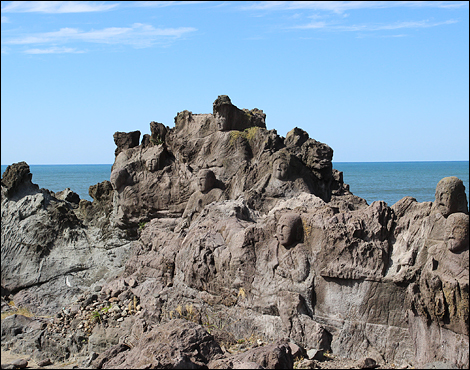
1;161;469;206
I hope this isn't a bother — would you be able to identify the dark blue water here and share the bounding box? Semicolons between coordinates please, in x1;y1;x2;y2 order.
1;164;112;202
333;161;469;206
1;161;469;205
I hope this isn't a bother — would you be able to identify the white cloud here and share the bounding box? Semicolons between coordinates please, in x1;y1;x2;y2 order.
3;23;197;48
1;1;119;13
242;1;468;13
1;16;10;23
368;19;458;30
23;46;85;54
293;19;459;31
132;1;208;7
294;21;328;29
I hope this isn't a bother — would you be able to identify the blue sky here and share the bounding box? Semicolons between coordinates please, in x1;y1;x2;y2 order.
1;1;469;164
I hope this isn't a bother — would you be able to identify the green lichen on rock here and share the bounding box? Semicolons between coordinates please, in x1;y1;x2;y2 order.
229;127;261;147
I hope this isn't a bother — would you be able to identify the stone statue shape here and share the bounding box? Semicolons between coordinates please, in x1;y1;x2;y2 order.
409;212;469;336
176;170;226;232
431;176;468;217
246;152;314;212
274;213;310;284
110;167;130;192
274;213;313;336
213;95;266;132
445;212;469;253
389;176;468;284
251;213;313;331
273;157;289;181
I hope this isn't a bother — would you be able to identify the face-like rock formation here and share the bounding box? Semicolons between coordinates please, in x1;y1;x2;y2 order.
445;212;469;253
277;213;303;247
432;176;468;217
197;169;216;193
1;96;468;369
106;96;349;231
273;158;289;181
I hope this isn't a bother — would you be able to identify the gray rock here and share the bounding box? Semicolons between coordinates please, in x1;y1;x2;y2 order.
54;188;80;205
306;348;324;361
209;339;293;369
91;343;130;369
100;319;223;369
10;359;28;369
2;96;468;370
422;361;459;369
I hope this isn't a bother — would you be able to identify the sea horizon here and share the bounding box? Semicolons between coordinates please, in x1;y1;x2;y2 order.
2;161;469;206
2;160;469;165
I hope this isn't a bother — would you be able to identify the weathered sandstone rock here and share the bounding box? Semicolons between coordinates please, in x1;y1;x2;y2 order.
1;96;468;369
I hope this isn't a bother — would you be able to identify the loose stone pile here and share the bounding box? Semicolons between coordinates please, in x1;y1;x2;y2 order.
47;286;141;338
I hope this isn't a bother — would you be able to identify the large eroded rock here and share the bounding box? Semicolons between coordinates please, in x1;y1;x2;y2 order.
2;96;468;369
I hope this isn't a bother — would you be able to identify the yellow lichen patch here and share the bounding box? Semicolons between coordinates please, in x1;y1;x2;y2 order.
229;130;245;147
302;219;312;239
1;306;34;320
245;126;260;142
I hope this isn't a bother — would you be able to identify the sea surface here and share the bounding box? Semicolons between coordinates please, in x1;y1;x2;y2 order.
1;161;469;206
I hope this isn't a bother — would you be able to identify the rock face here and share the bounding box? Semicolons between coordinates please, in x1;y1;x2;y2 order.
1;96;468;369
1;163;132;315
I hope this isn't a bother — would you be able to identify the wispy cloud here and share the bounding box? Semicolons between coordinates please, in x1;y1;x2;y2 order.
1;1;119;13
23;46;86;54
3;23;197;48
1;16;10;23
132;1;208;7
293;18;459;31
242;1;468;13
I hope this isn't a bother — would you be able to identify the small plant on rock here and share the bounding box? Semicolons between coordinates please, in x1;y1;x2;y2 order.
101;305;112;313
293;356;305;369
90;310;101;323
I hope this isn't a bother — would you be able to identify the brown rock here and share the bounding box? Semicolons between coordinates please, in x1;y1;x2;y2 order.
36;358;53;367
113;131;140;157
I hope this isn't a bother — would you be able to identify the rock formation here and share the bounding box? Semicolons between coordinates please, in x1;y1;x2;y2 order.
1;96;468;369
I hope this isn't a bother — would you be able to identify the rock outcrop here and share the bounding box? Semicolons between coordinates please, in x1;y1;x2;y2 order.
1;163;132;315
1;96;468;369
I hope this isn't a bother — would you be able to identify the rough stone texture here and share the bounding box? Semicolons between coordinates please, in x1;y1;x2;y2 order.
208;339;293;369
99;319;223;369
107;96;348;231
1;162;132;315
10;359;28;369
1;161;39;198
2;96;468;369
54;188;80;206
113;130;140;157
